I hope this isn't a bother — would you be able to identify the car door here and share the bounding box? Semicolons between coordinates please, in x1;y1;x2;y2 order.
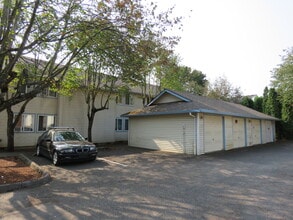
40;132;52;157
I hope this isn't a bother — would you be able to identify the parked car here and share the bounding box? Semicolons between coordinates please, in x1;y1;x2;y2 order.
36;127;97;165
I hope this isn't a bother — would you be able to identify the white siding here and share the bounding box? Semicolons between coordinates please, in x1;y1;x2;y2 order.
0;97;58;147
59;91;143;143
0;90;143;147
129;115;195;154
152;93;183;104
204;115;223;153
196;113;204;155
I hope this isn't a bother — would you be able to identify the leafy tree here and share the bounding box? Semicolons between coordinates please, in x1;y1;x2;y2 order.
241;96;254;108
207;76;243;103
263;88;282;118
62;1;182;141
0;0;116;151
0;0;181;150
271;48;293;138
158;55;207;95
253;96;263;112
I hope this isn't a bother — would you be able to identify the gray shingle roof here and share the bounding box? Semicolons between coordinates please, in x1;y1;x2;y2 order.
125;89;279;121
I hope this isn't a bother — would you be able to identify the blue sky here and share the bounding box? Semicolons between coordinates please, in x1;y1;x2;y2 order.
156;0;293;96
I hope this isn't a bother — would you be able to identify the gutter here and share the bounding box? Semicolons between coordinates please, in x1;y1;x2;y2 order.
124;109;279;121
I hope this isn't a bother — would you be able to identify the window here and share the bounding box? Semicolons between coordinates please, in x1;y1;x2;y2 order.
40;88;57;97
125;93;133;105
116;93;133;105
14;114;35;132
38;115;56;132
115;118;129;131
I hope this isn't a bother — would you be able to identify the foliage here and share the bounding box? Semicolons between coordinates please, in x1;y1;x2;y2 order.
0;0;182;148
207;76;243;103
271;48;293;138
157;55;207;95
253;96;263;112
262;87;282;119
60;0;182;141
241;96;254;109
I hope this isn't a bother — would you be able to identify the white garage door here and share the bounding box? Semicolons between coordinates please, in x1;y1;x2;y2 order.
262;120;273;143
204;115;223;153
247;119;261;146
232;117;245;148
129;115;195;154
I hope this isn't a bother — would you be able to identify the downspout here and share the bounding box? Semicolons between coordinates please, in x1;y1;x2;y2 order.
189;112;197;155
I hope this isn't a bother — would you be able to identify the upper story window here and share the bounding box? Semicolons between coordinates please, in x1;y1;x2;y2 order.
40;88;57;98
19;85;57;98
116;92;133;105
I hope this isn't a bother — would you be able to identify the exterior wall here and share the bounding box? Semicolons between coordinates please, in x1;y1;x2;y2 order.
58;91;143;143
152;93;182;104
196;113;204;155
129;114;195;154
0;96;58;147
0;90;143;148
203;114;223;153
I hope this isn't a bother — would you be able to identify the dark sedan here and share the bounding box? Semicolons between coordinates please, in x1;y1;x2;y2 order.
36;127;97;165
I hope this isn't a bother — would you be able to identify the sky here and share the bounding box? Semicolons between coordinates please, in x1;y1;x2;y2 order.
156;0;293;96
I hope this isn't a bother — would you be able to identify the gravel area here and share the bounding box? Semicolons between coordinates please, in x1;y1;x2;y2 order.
0;141;292;219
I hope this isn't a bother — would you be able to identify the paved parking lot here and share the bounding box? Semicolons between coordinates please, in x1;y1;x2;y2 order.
0;141;292;219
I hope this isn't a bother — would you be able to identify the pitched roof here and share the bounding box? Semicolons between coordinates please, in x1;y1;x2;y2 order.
124;89;279;121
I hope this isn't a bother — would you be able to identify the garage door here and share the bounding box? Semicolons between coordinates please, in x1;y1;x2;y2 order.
204;115;223;153
129;115;195;154
247;119;261;146
232;117;245;148
262;120;273;143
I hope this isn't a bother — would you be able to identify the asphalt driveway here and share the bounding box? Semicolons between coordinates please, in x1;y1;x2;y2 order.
0;141;292;219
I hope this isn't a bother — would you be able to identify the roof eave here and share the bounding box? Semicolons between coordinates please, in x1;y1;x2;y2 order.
125;109;280;121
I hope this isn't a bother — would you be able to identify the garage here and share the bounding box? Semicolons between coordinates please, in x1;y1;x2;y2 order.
204;115;223;153
129;115;195;154
262;120;274;144
247;119;261;146
232;117;245;148
125;89;278;155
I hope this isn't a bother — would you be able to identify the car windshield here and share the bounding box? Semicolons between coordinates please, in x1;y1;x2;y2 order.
53;131;85;141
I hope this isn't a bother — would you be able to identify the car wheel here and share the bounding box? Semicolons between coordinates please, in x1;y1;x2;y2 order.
52;151;60;166
36;145;41;156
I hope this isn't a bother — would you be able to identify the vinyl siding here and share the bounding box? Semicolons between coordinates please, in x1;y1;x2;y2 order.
0;90;143;147
0;97;58;147
58;91;143;143
129;115;195;154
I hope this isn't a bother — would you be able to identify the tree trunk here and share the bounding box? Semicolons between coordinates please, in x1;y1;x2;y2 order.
6;107;15;152
87;113;95;142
